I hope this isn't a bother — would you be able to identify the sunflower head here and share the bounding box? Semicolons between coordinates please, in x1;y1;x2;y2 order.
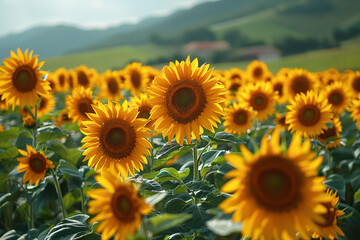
271;76;288;104
350;96;360;130
246;60;269;82
88;173;152;240
55;68;69;93
286;68;317;99
0;49;50;110
0;94;9;111
55;108;73;126
321;81;350;114
98;70;123;101
17;145;54;186
275;113;289;131
148;56;226;145
75;65;94;89
286;91;333;137
348;71;360;97
223;102;254;135
144;66;160;87
130;93;154;131
219;129;331;240
80;101;152;177
124;62;149;95
46;72;57;94
317;116;342;149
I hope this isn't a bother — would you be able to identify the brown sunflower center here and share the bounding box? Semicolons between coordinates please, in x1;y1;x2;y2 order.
77;71;89;87
253;67;263;79
12;66;37;92
249;156;303;210
68;75;74;89
138;105;152;119
77;98;95;118
107;78;119;95
299;105;320;126
131;71;141;89
291;75;311;95
231;73;241;80
352;76;360;93
229;83;241;93
250;93;268;111
39;97;47;111
111;192;135;223
318;126;336;140
59;74;65;86
119;75;126;83
99;119;136;159
233;109;248;125
48;80;56;91
29;153;47;173
316;203;335;227
273;83;283;97
165;79;206;124
328;90;343;106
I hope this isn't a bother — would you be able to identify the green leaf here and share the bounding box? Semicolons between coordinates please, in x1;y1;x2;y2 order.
206;215;242;236
58;160;82;179
199;150;227;170
338;203;360;240
0;193;11;208
49;142;71;161
142;171;159;180
147;213;192;235
38;127;67;144
0;230;20;240
354;188;360;202
332;147;355;162
0;147;18;159
0;142;12;149
186;181;215;199
0;127;20;141
208;132;245;145
183;203;215;231
173;185;188;194
146;191;167;206
15;130;33;150
324;174;346;200
154;168;190;183
153;140;192;169
165;198;188;213
67;148;84;165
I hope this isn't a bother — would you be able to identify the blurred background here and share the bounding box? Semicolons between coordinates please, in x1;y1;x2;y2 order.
1;0;360;72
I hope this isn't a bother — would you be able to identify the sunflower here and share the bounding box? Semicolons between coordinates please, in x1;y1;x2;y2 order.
286;91;333;137
311;189;345;240
350;96;360;130
21;94;56;118
147;56;226;145
55;68;69;93
22;112;35;128
144;66;160;87
87;173;152;240
347;71;360;97
276;68;291;79
17;145;54;186
286;68;317;99
246;60;269;82
0;124;3;132
275;113;289;131
0;49;50;110
80;101;152;177
124;62;149;94
317;116;342;149
321;72;339;86
46;72;57;94
225;68;246;82
55;109;73;127
130;93;154;131
0;95;9;111
321;81;350;114
223;102;254;135
271;76;288;104
117;70;127;84
219;129;331;240
75;65;94;89
66;87;97;126
67;69;76;91
225;78;243;102
238;81;277;122
98;70;123;101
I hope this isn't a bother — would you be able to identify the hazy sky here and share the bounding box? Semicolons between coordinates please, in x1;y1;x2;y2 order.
0;0;213;37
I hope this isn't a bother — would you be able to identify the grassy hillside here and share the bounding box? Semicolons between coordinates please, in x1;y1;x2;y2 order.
43;44;175;72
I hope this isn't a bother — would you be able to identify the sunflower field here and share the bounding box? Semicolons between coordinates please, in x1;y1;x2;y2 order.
1;49;360;240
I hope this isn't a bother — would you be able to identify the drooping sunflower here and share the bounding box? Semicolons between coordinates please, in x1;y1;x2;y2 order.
55;68;69;93
286;68;317;99
17;145;55;186
246;60;269;82
130;93;154;131
66;87;97;125
223;102;254;135
321;81;350;114
147;56;226;145
124;62;149;94
317;116;342;149
286;91;333;137
347;71;360;97
311;189;345;240
74;65;94;89
238;81;278;122
219;129;331;240
350;96;360;130
98;70;123;101
0;49;51;110
88;173;152;240
80;101;152;177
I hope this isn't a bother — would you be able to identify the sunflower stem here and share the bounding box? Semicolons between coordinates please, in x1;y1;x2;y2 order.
193;141;198;205
29;201;34;229
51;170;66;219
80;185;85;213
149;137;154;172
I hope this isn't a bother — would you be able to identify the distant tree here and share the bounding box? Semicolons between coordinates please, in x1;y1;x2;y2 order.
182;27;216;43
223;29;250;47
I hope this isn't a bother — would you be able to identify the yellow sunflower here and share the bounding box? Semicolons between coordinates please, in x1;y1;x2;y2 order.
347;71;360;97
75;65;94;89
271;76;288;104
98;70;123;101
225;78;243;102
321;72;340;86
0;49;50;110
317;116;342;149
88;173;152;240
321;81;350;114
144;66;160;87
286;91;333;137
286;68;317;99
275;113;289;131
124;62;149;94
66;87;97;126
311;189;345;240
117;70;127;84
46;72;57;94
223;102;254;135
55;68;69;93
238;81;278;122
219;129;331;240
0;124;3;132
67;69;76;91
225;68;246;82
130;93;154;131
22;112;35;128
80;101;152;177
350;96;360;130
54;108;73;127
147;56;226;145
17;145;55;186
0;95;9;111
246;60;269;82
21;94;56;118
